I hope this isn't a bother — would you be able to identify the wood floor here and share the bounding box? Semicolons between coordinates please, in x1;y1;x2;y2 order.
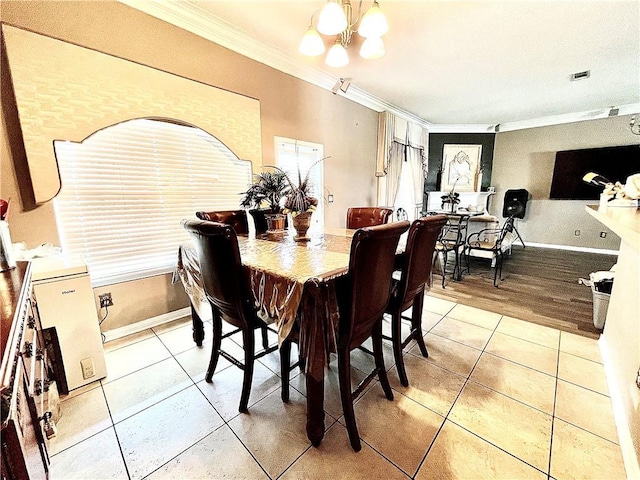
428;245;618;339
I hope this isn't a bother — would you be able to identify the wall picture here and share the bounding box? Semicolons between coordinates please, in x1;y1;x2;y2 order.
441;144;482;192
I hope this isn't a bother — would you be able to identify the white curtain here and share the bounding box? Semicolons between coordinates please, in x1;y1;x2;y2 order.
376;111;428;212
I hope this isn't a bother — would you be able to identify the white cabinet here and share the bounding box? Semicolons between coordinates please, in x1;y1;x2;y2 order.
31;255;106;393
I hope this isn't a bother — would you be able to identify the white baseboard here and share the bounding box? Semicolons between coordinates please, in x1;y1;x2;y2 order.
525;242;619;255
102;307;192;343
599;337;640;480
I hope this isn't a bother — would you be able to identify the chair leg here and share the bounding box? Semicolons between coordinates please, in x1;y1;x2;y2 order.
391;310;408;387
493;251;504;287
439;251;447;288
373;322;394;401
412;292;429;358
280;338;292;402
261;324;269;350
338;347;361;452
205;308;223;382
239;327;255;413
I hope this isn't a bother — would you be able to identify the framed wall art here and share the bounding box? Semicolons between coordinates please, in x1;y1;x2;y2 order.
440;144;482;192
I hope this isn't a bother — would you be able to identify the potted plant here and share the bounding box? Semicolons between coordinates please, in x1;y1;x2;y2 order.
441;178;461;212
240;169;289;234
276;157;326;241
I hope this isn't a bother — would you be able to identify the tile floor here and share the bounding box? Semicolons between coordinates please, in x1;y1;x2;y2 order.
47;295;628;479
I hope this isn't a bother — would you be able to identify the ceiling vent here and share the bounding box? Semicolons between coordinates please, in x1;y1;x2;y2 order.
570;70;591;81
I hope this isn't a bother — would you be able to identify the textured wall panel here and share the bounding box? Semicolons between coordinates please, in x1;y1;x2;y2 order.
2;25;262;204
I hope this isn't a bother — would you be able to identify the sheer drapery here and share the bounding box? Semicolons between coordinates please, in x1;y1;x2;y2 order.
376;112;428;213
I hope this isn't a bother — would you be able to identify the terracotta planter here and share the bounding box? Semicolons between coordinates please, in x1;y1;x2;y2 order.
291;211;313;242
265;213;287;234
250;209;287;235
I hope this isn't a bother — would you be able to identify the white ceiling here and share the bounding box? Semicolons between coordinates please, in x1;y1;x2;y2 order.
123;0;640;131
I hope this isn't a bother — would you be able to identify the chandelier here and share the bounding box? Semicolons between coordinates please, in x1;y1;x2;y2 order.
299;1;389;68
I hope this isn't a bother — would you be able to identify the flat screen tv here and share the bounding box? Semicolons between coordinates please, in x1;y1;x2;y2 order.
549;144;640;200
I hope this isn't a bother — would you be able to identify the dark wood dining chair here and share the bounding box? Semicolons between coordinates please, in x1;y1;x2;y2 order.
384;215;447;386
346;207;393;229
196;209;249;235
465;216;516;287
280;220;409;451
183;219;279;413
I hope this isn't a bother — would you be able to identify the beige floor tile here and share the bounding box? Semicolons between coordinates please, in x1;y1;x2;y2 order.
289;363;370;420
447;303;502;330
430;316;494;350
282;421;410;480
558;352;608;395
423;295;457;316
103;357;193;423
61;380;102;400
228;388;311;479
555;380;618;443
415;420;547;480
422;309;445;331
115;385;223;480
103;328;156;353
485;332;558;376
156;322;202;355
559;331;602;363
350;384;445;477
146;424;268;479
197;361;282;422
103;336;171;383
550;419;627;480
49;386;112;455
449;382;552;472
50;428;127;479
388;354;466;417
470;353;556;414
174;337;239;383
415;333;482;377
496;315;560;349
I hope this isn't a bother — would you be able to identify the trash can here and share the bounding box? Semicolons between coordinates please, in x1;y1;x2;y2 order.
580;269;615;330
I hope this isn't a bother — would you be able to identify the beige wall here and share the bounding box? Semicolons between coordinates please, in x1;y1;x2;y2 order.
492;115;639;250
0;1;379;330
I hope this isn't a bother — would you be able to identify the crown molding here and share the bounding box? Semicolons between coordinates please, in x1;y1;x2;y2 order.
118;1;639;135
495;103;640;132
117;0;431;128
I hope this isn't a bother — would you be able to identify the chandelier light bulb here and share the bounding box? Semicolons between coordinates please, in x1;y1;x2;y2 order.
299;26;326;56
359;36;385;59
317;1;348;35
358;1;389;38
325;42;349;67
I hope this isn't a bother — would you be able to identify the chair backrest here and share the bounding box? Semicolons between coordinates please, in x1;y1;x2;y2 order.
439;214;470;246
346;207;394;229
396;207;408;221
397;215;447;309
196;210;249;235
340;221;410;349
183;219;252;326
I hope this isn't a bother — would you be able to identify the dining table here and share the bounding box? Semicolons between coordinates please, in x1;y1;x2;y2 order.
174;226;361;446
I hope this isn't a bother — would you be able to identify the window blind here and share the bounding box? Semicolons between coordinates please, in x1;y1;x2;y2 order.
53;119;252;286
275;137;324;232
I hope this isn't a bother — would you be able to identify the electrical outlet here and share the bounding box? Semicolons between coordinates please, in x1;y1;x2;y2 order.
574;230;581;236
600;231;607;238
99;293;113;308
327;194;334;203
80;357;95;379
